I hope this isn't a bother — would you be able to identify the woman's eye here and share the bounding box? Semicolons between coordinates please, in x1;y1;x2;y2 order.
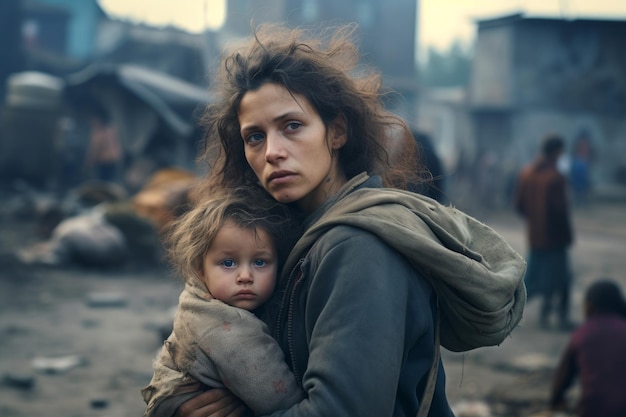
285;121;302;131
221;259;236;268
253;259;267;267
244;132;264;144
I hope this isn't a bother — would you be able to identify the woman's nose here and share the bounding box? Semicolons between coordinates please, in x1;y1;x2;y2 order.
265;131;287;163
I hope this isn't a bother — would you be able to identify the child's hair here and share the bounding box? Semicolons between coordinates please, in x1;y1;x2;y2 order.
165;185;299;283
198;23;418;193
585;279;626;318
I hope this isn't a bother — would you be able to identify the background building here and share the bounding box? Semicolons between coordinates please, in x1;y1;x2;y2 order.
469;13;626;192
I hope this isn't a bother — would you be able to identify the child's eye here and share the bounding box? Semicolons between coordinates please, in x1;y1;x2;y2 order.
253;259;267;267
221;259;236;268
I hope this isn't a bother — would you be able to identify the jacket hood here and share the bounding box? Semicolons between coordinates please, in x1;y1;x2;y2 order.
285;174;527;352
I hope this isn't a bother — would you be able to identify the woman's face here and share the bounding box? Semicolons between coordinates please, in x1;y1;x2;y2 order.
238;83;347;212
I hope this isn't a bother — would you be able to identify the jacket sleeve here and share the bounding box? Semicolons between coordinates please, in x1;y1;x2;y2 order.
193;306;304;415
266;229;435;416
141;343;204;417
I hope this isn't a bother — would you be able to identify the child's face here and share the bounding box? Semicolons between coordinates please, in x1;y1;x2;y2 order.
201;220;277;311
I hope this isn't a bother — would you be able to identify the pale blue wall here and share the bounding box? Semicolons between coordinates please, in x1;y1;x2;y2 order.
35;0;103;59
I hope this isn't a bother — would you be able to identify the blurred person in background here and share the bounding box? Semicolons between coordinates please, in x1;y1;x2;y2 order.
569;129;594;206
549;279;626;417
85;105;123;183
514;134;574;330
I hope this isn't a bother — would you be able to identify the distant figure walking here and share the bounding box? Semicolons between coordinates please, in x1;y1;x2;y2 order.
569;129;593;205
514;134;574;330
549;279;626;417
85;107;123;182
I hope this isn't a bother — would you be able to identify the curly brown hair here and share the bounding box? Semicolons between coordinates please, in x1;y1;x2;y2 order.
198;23;417;193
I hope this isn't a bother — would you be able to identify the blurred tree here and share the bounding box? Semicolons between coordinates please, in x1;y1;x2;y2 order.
0;0;25;103
419;40;471;87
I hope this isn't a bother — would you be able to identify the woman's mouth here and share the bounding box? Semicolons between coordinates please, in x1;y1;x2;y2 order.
268;171;295;184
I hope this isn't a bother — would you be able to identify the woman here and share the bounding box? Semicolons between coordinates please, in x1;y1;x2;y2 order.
172;24;526;417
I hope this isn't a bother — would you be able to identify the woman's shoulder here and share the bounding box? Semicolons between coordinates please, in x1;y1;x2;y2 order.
306;222;426;284
302;221;433;308
311;221;389;252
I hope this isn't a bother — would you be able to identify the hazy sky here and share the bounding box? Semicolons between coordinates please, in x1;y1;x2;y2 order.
98;0;226;32
421;0;626;51
98;0;626;53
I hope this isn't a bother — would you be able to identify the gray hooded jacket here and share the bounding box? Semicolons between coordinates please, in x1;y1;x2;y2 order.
284;173;527;352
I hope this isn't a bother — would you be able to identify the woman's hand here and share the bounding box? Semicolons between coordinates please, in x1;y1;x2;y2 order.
174;389;248;417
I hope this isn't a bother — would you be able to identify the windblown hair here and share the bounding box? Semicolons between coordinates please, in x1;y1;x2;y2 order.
585;279;626;318
198;23;417;193
165;186;299;283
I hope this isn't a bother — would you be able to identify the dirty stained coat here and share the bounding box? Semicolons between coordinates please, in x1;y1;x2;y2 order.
141;279;303;417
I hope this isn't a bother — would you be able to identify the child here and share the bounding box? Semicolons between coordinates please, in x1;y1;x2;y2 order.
141;187;303;417
549;279;626;417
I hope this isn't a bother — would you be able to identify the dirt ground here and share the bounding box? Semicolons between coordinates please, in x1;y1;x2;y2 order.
1;198;625;417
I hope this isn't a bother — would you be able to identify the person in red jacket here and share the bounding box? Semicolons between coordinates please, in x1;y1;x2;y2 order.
549;279;626;417
514;134;574;330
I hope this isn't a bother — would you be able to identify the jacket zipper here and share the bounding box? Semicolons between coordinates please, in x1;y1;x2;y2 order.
287;272;305;385
274;259;305;384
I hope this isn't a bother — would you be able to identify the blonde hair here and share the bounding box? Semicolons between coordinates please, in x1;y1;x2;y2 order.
165;186;297;283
